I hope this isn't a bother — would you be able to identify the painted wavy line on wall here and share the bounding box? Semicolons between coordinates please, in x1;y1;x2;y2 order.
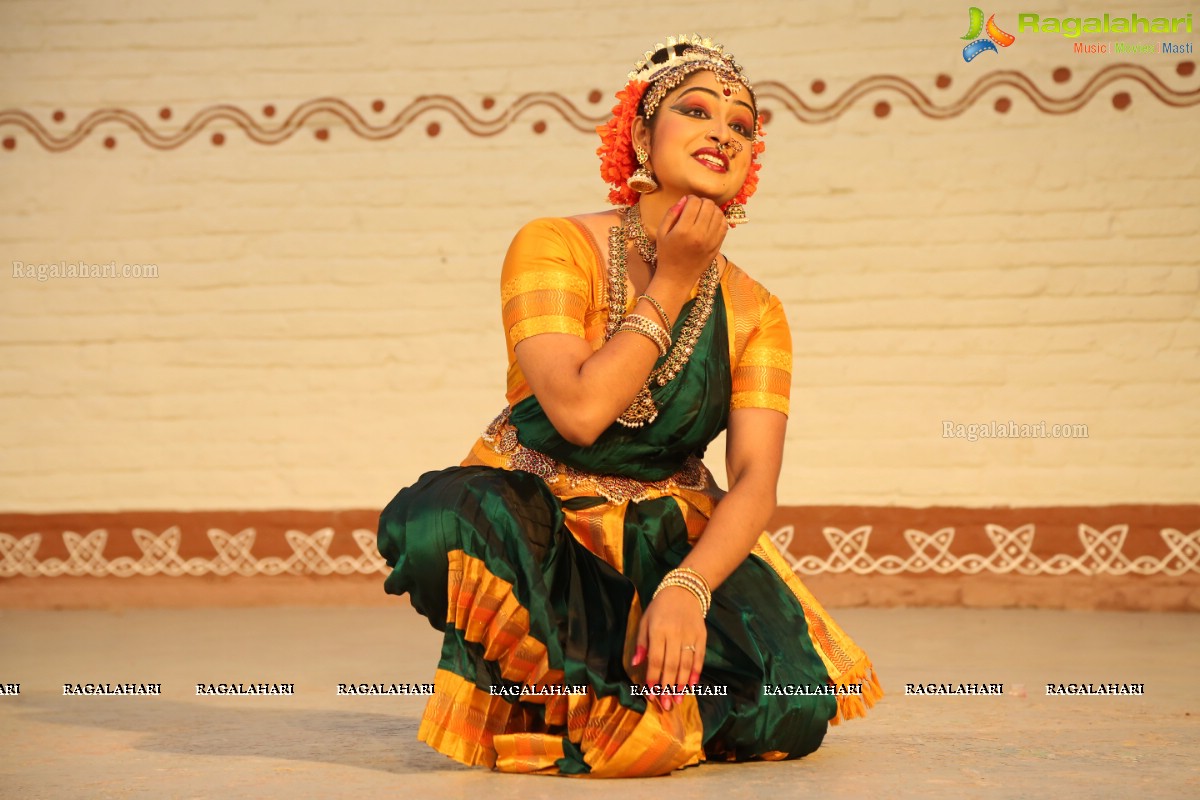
0;62;1195;152
0;93;604;152
761;62;1199;120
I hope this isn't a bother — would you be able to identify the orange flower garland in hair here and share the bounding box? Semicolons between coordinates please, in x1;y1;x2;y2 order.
595;79;649;207
596;77;767;214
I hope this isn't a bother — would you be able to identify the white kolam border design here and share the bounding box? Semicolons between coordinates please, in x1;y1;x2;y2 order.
0;528;381;578
771;524;1200;577
0;524;1197;578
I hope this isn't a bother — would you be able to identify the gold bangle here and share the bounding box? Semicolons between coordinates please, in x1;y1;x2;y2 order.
652;567;712;617
652;579;708;617
617;320;668;356
622;313;670;345
636;294;672;331
617;313;670;357
616;326;668;357
675;566;712;597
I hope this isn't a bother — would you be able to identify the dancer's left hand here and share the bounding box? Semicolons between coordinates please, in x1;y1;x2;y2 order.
632;586;707;711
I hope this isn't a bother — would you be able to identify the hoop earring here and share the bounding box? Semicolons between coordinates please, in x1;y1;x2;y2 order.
628;145;658;194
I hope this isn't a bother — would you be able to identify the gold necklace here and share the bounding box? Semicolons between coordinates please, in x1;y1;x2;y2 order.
606;205;720;428
625;202;658;271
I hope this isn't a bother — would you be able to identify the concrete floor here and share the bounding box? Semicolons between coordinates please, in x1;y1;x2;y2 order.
0;606;1196;799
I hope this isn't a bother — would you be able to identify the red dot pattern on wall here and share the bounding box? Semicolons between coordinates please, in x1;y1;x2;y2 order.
0;64;1193;152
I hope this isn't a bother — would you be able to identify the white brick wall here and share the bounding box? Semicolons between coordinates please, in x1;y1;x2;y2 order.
1;0;1197;511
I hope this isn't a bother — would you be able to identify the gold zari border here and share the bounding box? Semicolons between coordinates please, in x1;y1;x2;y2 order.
731;391;789;415
479;407;712;504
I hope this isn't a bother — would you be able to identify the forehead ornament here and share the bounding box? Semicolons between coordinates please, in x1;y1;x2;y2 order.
630;34;756;122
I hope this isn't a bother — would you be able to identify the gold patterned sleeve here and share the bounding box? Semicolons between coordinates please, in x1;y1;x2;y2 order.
500;219;591;353
730;293;793;415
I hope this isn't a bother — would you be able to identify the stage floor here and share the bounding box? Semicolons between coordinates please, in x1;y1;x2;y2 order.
1;606;1195;798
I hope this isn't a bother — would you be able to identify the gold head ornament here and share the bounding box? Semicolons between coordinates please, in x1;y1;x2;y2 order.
630;34;756;123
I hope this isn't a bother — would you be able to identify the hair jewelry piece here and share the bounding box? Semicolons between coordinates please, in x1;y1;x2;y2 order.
630;34;755;121
597;34;768;217
628;144;658;194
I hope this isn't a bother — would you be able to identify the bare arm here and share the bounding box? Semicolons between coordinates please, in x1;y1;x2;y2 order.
635;407;787;700
514;196;726;446
680;407;785;587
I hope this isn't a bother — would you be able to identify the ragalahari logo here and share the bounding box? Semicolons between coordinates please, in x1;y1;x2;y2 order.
962;7;1017;61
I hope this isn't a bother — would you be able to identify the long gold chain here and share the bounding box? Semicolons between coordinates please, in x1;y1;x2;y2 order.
606;205;720;427
625;203;658;271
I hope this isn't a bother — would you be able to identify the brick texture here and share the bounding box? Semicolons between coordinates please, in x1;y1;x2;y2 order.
1;1;1197;511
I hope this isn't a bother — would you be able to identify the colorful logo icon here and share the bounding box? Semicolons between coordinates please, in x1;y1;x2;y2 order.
962;7;1017;61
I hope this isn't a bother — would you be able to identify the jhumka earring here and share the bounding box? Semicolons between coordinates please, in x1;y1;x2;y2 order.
628;145;658;193
716;140;747;225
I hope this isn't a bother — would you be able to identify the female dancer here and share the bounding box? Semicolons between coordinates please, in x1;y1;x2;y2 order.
378;34;881;777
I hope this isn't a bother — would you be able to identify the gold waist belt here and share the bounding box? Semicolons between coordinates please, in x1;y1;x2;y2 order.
480;407;711;504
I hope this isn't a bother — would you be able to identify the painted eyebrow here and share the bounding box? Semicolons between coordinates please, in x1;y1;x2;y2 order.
675;86;756;117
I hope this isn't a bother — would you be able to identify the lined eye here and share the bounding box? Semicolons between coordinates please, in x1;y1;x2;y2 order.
674;103;754;139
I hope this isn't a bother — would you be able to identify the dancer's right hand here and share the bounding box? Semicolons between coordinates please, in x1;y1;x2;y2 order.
652;195;727;289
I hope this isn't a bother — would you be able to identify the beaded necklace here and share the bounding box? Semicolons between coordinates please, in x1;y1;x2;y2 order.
606;204;721;427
